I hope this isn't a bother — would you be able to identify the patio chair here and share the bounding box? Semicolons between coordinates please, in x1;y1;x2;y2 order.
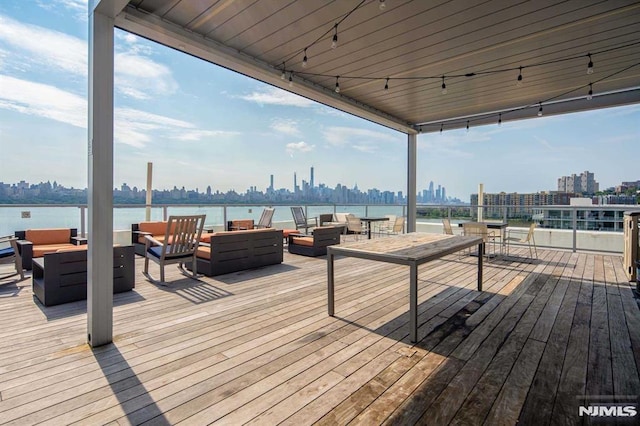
256;207;275;229
505;223;538;259
290;206;317;234
143;214;206;283
462;222;497;259
0;236;24;281
375;215;396;235
442;218;454;235
346;215;368;241
380;216;405;237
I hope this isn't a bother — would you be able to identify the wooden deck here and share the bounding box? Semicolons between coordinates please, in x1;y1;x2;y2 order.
1;245;639;425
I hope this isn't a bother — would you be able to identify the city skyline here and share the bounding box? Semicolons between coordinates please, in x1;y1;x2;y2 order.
0;2;639;201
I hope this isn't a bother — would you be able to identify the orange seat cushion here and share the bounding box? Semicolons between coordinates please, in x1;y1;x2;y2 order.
56;245;88;253
197;245;210;259
25;229;71;245
291;236;314;247
282;229;300;238
137;222;177;244
33;244;77;258
230;219;254;230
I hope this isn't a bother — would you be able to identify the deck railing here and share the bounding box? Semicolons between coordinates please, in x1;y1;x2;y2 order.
2;203;638;254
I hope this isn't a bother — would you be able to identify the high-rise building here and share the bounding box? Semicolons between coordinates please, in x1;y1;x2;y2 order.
557;170;598;194
310;166;314;189
428;181;434;202
269;174;274;192
294;172;297;193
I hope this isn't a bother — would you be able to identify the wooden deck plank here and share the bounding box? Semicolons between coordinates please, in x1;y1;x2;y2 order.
0;246;637;426
518;251;587;425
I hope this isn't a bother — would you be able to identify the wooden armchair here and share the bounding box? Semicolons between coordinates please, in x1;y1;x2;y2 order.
0;236;24;280
288;226;342;257
143;215;206;283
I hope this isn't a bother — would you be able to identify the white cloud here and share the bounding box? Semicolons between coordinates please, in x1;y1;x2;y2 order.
173;129;241;141
0;75;86;127
239;87;315;107
0;15;87;75
36;0;88;21
0;75;229;148
0;15;178;99
323;126;398;147
285;141;315;156
270;119;301;136
115;53;178;99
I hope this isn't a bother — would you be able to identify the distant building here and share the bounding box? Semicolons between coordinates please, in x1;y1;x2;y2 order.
557;170;599;194
470;191;575;218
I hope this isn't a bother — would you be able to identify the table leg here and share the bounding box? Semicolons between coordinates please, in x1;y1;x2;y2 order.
367;223;372;239
477;242;483;291
328;252;335;316
410;263;418;343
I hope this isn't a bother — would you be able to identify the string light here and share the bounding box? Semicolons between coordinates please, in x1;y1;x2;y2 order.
331;24;338;49
516;66;523;86
587;83;593;100
335;76;340;93
498;113;502;126
440;123;443;133
302;49;308;68
379;0;386;11
441;76;447;94
288;72;294;87
384;77;389;91
281;63;286;80
466;120;469;132
537;102;543;117
587;53;594;74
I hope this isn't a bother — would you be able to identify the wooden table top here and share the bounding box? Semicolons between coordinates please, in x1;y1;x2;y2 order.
328;232;482;264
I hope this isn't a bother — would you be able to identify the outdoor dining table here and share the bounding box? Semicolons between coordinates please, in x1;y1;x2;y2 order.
327;233;483;343
359;216;389;239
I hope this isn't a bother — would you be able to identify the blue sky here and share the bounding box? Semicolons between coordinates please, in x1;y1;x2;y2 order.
0;1;638;201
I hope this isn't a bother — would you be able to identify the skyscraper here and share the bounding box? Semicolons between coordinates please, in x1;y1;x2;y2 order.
310;166;314;189
269;174;274;192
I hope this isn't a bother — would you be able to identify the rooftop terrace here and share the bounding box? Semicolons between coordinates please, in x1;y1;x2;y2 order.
1;244;639;424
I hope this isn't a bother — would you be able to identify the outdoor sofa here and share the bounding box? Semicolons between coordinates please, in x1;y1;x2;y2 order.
288;225;342;257
188;228;283;276
15;228;84;270
32;245;135;306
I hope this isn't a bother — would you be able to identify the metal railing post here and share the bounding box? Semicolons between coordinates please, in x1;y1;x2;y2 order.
223;206;227;230
365;205;369;216
572;208;577;252
163;206;168;221
80;206;86;237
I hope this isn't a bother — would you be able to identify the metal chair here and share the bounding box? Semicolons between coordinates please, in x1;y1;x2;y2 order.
442;218;454;235
256;207;275;229
505;223;538;259
0;236;24;281
290;206;317;234
143;214;206;283
380;216;405;237
462;222;497;259
346;215;368;241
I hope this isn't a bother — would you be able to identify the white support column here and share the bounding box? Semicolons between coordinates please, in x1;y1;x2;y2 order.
87;4;115;347
407;133;417;233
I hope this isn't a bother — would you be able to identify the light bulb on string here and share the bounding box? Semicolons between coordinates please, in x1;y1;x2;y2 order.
516;66;523;87
335;76;340;93
441;76;447;94
384;77;389;91
537;103;543;117
440;123;443;133
587;54;594;75
587;83;593;100
498;113;502;126
302;49;308;68
331;24;338;49
466;120;469;132
288;72;294;88
280;63;286;80
379;0;386;11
